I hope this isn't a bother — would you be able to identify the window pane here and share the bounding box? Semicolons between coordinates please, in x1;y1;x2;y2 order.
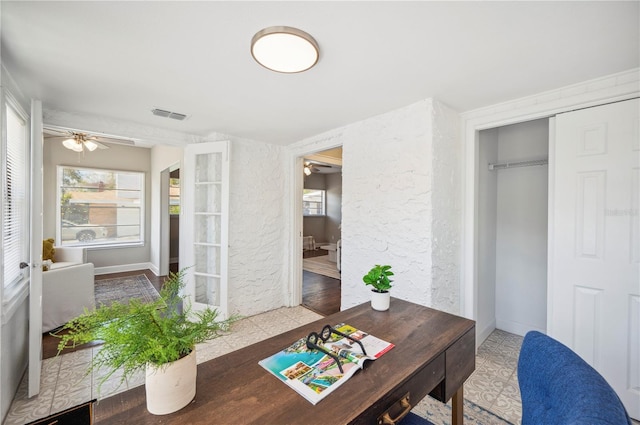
58;166;144;246
303;189;325;216
169;177;180;215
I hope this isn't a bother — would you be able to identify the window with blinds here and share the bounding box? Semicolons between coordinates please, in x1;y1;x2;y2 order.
3;102;28;291
57;166;144;247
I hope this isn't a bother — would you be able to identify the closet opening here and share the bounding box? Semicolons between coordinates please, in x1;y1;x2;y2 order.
476;118;549;344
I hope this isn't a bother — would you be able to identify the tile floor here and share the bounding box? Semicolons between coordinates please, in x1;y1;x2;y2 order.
4;307;524;425
465;329;524;424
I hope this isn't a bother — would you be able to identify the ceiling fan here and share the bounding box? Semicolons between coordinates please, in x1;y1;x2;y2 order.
303;161;334;176
43;127;135;153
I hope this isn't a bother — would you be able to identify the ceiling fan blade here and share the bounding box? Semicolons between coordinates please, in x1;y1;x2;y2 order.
90;135;136;146
91;141;109;150
43;127;72;137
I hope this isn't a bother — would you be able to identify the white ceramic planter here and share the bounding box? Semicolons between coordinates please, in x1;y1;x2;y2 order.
145;349;197;415
371;290;390;311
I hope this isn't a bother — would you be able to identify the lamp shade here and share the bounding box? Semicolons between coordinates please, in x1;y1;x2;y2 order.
83;140;98;151
251;26;319;73
63;138;83;152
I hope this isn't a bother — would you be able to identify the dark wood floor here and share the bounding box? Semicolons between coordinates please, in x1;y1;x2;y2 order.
302;270;341;317
302;248;341;316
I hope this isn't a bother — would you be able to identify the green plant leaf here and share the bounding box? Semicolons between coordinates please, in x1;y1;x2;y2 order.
53;268;238;396
362;264;393;291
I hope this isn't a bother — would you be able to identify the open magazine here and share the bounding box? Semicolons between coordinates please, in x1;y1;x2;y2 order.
258;323;394;405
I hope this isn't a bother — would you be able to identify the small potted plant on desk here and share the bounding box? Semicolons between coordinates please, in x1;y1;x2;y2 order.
363;264;394;311
54;269;235;415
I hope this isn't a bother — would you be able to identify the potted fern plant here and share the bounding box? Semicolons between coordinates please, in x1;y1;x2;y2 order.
54;269;234;415
363;264;394;311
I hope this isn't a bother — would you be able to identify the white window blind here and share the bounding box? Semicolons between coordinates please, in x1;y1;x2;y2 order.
57;166;144;247
3;103;28;290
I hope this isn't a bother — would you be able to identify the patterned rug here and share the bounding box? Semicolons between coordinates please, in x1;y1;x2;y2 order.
412;396;513;425
303;254;341;280
94;274;160;307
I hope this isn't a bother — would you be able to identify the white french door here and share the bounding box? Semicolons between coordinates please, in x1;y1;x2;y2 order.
28;100;44;397
549;98;640;418
181;141;229;318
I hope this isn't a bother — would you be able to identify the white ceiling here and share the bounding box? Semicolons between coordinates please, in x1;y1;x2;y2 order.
2;1;638;145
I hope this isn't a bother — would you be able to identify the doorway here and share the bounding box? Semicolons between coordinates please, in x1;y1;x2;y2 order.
476;119;549;343
301;147;342;316
159;164;180;276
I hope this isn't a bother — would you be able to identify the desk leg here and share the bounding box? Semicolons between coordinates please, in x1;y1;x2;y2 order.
452;387;463;425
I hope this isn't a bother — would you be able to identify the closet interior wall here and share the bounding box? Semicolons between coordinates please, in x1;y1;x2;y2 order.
477;118;549;342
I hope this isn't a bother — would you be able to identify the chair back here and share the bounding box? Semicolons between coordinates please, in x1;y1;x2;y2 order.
518;331;631;425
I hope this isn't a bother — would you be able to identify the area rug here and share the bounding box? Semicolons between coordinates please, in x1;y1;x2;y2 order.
94;274;160;307
412;396;513;425
303;255;341;280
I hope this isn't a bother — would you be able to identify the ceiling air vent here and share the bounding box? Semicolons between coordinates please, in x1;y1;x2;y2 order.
151;108;188;121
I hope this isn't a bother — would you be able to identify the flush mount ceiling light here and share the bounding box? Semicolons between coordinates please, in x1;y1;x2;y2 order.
251;26;319;73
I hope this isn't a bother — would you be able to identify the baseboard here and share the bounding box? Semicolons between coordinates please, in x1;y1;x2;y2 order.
94;262;153;276
477;319;496;348
495;318;546;337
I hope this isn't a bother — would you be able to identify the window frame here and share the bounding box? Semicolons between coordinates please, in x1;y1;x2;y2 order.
1;91;30;311
56;165;145;248
303;188;326;217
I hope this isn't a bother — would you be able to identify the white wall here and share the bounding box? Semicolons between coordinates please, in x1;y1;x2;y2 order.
149;144;182;273
294;99;461;313
227;139;288;316
495;119;549;335
477;128;499;343
325;172;342;244
0;302;28;420
430;100;463;312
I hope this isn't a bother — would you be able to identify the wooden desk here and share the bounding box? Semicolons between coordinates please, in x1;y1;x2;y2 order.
95;298;475;425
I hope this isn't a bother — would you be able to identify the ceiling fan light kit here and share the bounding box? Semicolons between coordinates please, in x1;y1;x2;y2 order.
45;127;136;153
62;137;84;152
251;26;319;73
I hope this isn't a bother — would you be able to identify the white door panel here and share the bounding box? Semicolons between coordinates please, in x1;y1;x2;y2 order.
550;98;640;418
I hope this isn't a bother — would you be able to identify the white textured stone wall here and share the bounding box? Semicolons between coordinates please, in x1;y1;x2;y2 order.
227;139;287;316
294;99;462;313
429;100;462;314
341;100;434;310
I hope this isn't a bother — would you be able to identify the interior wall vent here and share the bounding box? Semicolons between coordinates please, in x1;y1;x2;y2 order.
151;108;188;121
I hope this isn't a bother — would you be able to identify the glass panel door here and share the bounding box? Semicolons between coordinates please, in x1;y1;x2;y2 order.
182;142;229;317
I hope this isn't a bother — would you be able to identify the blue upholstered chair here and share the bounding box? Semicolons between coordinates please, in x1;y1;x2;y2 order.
519;331;632;425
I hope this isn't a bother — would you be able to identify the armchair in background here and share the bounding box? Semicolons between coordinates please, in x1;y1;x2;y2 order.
42;245;95;332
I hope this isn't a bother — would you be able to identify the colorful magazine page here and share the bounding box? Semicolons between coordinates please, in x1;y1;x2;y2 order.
258;323;394;405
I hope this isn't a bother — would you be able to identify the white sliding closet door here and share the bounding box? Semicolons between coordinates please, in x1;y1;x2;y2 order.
549;98;639;419
182;141;230;318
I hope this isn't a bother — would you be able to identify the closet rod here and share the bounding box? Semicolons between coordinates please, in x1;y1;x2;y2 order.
488;157;548;171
